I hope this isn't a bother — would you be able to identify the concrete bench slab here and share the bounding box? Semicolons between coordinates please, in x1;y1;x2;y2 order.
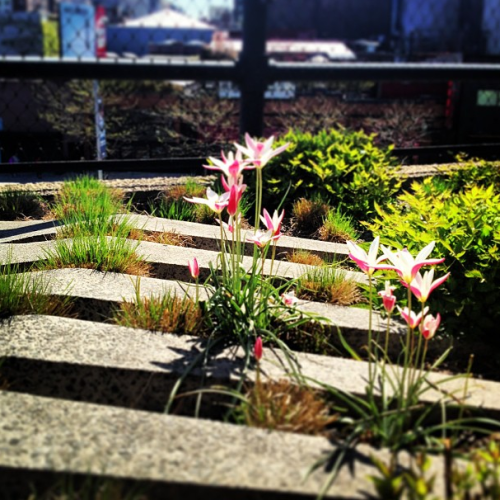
0;238;366;284
2;315;499;418
0;390;448;500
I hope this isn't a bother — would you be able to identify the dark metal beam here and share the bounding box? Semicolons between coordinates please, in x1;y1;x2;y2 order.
267;62;500;82
1;58;500;83
0;56;237;81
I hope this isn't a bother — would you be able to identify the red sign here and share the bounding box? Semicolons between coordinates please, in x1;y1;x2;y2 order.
95;6;107;58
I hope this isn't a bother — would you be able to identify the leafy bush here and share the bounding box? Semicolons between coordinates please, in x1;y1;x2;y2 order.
260;128;402;223
438;158;500;192
366;178;500;336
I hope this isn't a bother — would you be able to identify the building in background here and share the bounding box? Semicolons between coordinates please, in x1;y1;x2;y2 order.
107;7;214;56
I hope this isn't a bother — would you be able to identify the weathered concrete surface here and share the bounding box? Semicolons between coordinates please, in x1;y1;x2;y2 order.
0;214;350;261
2;316;499;418
0;237;366;284
0;390;449;500
13;268;389;335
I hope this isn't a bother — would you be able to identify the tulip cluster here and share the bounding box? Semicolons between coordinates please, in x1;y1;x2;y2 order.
184;134;291;349
347;238;448;341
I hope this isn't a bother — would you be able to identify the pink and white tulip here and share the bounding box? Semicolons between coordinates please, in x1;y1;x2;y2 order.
184;187;230;214
247;229;280;248
381;242;445;285
204;149;253;181
378;281;396;314
254;336;263;361
281;290;298;307
235;133;290;169
398;306;429;329
420;313;441;340
260;208;285;237
408;269;450;303
188;258;199;279
346;236;388;277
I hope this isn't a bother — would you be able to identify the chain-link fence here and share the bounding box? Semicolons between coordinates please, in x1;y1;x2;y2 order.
1;0;500;165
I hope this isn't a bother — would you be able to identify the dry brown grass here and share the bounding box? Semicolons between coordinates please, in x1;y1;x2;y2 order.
127;228;193;247
114;295;205;336
286;250;325;266
238;378;337;436
290;198;329;237
298;278;361;306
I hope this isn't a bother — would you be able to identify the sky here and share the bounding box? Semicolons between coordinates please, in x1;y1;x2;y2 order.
166;0;234;20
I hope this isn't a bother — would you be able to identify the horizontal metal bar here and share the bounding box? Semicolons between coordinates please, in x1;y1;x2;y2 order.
393;142;500;157
0;56;237;81
1;143;499;175
267;62;500;82
1;57;500;82
0;157;206;175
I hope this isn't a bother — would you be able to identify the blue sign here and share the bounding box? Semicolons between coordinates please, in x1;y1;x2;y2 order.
59;3;95;58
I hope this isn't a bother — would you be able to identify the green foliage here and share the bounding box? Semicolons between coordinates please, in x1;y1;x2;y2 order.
369;454;438;500
41;20;60;56
453;439;500;499
318;207;359;243
260;128;402;222
438;158;500;193
366;178;500;336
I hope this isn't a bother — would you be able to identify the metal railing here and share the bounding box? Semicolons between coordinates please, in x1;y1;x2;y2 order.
1;0;500;172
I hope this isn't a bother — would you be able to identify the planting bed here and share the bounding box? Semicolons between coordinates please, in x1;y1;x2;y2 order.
1;176;500;499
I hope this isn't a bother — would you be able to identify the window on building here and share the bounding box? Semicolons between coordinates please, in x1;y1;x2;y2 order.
477;90;500;107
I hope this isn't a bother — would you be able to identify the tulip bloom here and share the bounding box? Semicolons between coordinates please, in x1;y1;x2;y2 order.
378;281;396;314
254;336;263;361
420;313;441;340
247;229;280;248
408;269;450;303
227;184;243;216
184;187;230;214
346;236;388;276
188;258;199;279
281;291;298;306
260;208;285;237
235;133;290;169
204;149;253;181
381;242;445;285
398;306;428;329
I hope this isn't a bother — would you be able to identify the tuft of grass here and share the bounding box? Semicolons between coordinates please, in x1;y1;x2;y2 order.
0;189;47;220
296;266;361;305
114;289;205;336
151;179;212;223
236;378;337;436
286;250;325;266
0;259;74;319
128;228;193;247
318;208;359;243
290;197;329;237
52;175;125;237
42;235;150;276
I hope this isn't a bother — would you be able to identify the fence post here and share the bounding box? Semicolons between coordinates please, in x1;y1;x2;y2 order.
238;0;268;137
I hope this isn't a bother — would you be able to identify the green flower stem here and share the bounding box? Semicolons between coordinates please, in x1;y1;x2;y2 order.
269;242;277;279
367;275;374;389
219;214;226;279
254;168;263;233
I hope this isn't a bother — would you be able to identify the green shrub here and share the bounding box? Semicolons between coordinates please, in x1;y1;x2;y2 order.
438;158;500;192
259;128;403;223
366;178;500;336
